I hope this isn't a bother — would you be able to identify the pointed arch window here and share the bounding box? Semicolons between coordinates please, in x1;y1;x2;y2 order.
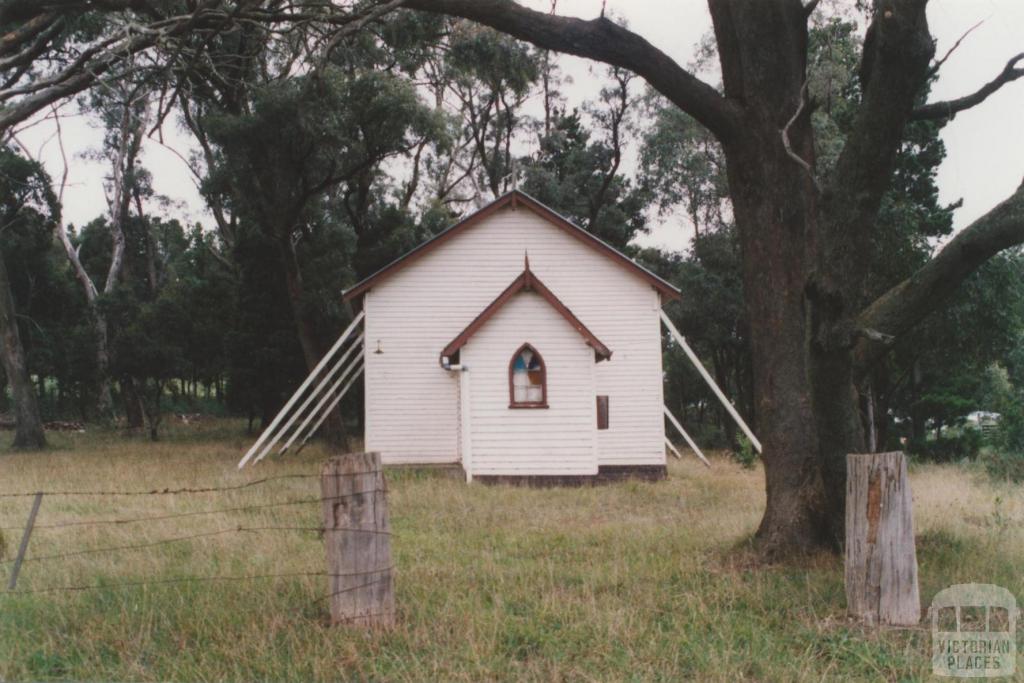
509;344;547;408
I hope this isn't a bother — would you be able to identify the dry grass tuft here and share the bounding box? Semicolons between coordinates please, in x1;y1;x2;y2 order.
0;420;1021;681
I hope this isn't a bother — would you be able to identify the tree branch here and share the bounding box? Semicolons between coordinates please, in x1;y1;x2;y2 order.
926;19;983;78
780;79;821;193
404;0;742;142
818;0;933;294
912;52;1024;121
0;12;60;60
853;178;1024;377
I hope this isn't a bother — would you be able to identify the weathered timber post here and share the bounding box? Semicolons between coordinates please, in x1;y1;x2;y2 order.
845;451;920;626
321;452;395;627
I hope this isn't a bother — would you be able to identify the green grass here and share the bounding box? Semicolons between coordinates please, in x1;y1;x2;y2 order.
0;419;1022;681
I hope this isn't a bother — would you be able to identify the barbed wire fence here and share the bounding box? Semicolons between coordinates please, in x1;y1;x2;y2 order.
0;455;395;625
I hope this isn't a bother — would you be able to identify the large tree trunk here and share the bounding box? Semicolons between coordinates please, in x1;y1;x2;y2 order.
0;252;46;449
710;0;836;554
53;230;116;423
93;310;115;421
725;138;833;552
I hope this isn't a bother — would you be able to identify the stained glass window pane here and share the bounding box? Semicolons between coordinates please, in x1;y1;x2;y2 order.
511;346;544;405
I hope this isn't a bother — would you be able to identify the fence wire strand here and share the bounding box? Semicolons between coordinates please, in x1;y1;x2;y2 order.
0;489;386;531
0;473;324;498
5;567;394;596
0;523;391;566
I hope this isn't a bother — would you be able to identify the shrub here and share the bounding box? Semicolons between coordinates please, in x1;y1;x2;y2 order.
984;398;1024;482
733;433;758;469
688;422;729;449
907;430;982;463
981;450;1024;483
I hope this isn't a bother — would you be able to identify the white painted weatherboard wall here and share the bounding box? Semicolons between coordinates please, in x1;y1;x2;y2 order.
460;292;597;476
362;204;665;468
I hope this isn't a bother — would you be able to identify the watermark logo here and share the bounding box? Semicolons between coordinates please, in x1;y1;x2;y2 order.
929;583;1018;678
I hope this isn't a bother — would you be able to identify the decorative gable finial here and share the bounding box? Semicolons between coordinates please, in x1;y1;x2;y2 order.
524;251;530;271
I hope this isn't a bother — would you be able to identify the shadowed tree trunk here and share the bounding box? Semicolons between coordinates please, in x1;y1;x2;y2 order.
121;376;145;431
0;251;46;449
279;236;348;450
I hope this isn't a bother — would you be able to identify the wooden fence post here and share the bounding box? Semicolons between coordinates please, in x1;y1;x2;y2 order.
845;451;920;626
7;492;43;591
321;452;394;628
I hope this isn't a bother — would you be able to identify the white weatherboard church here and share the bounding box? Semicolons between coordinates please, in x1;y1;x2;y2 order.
345;190;678;482
239;190;761;479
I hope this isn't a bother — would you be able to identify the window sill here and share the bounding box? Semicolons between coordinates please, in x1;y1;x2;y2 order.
509;403;549;409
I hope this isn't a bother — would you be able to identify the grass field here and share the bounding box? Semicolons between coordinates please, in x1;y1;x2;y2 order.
0;419;1022;681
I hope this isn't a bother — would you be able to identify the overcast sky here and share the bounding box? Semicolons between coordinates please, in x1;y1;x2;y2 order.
16;0;1024;253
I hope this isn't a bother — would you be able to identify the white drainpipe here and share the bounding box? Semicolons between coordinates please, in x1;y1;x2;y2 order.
442;357;472;482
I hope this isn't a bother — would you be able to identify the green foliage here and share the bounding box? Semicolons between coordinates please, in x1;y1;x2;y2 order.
978;362;1024;482
906;431;982;463
203;66;442;241
0;146;97;417
981;449;1024;484
734;433;758;469
197;60;446;431
444;21;541;194
644;227;752;447
446;22;539;95
639;100;728;231
520;106;648;250
888;251;1024;442
224;232;306;427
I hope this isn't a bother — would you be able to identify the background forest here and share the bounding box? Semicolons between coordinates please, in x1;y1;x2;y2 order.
1;9;1022;478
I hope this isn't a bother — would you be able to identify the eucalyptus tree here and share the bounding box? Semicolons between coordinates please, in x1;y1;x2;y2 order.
399;0;1024;554
519;67;649;250
641;15;963;454
443;22;540;198
386;16;543;209
201;66;440;373
0;148;56;448
49;78;153;421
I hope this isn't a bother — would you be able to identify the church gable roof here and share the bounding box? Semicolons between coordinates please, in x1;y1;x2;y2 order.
342;190;681;303
440;259;612;364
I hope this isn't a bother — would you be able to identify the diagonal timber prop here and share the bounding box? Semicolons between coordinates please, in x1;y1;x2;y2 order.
664;437;683;460
279;348;365;455
296;363;365;454
238;311;364;468
660;310;762;453
663;405;711;468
